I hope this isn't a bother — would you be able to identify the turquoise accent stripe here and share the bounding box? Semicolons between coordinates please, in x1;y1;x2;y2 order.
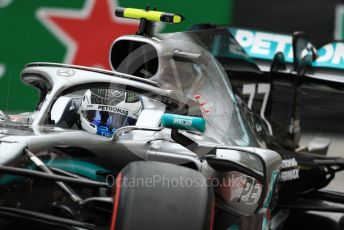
0;160;109;185
261;170;280;230
161;113;205;132
228;224;240;230
0;163;37;185
47;160;109;181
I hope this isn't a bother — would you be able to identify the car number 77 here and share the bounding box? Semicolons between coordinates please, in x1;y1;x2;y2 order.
242;83;273;135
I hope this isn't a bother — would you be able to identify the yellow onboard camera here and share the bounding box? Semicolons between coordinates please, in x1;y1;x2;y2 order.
115;6;185;36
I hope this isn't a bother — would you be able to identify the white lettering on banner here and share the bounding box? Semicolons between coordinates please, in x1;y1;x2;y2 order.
235;30;255;48
234;29;293;60
317;44;334;62
280;158;299;182
274;34;291;53
332;43;344;64
251;32;273;56
232;28;344;70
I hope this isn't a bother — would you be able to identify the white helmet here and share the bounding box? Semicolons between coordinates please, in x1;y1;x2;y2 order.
79;88;142;137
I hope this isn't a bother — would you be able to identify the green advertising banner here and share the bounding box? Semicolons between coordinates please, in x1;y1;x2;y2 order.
0;0;232;112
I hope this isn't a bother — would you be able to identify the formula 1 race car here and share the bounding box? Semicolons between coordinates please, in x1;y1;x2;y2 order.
0;7;344;230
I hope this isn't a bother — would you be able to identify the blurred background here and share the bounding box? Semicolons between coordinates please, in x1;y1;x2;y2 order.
1;0;344;112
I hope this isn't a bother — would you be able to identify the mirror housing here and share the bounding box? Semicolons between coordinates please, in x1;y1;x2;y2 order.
204;146;281;216
206;148;264;180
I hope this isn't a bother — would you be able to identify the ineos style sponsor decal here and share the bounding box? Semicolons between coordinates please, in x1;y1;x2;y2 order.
282;158;297;168
280;158;299;182
280;169;299;182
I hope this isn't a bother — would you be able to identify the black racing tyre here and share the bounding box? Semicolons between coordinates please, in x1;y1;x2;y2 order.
111;161;214;230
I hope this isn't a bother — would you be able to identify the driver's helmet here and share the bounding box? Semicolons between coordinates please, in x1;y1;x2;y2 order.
79;88;142;137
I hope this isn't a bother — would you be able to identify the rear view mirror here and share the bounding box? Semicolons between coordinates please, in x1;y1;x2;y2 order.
292;32;317;75
204;148;265;215
204;147;281;216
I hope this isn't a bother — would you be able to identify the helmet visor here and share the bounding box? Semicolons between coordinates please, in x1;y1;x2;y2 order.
81;89;142;137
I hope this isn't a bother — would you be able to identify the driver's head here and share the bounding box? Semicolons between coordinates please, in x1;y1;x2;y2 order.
79;88;142;137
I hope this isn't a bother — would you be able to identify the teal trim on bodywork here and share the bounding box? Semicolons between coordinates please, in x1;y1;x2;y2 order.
263;170;279;209
161;113;206;132
46;159;110;181
0;160;109;185
228;224;240;230
0;163;37;185
262;170;280;230
210;33;255;64
0;175;25;185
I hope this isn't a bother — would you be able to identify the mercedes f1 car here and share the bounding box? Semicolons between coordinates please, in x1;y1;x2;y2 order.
0;7;344;230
